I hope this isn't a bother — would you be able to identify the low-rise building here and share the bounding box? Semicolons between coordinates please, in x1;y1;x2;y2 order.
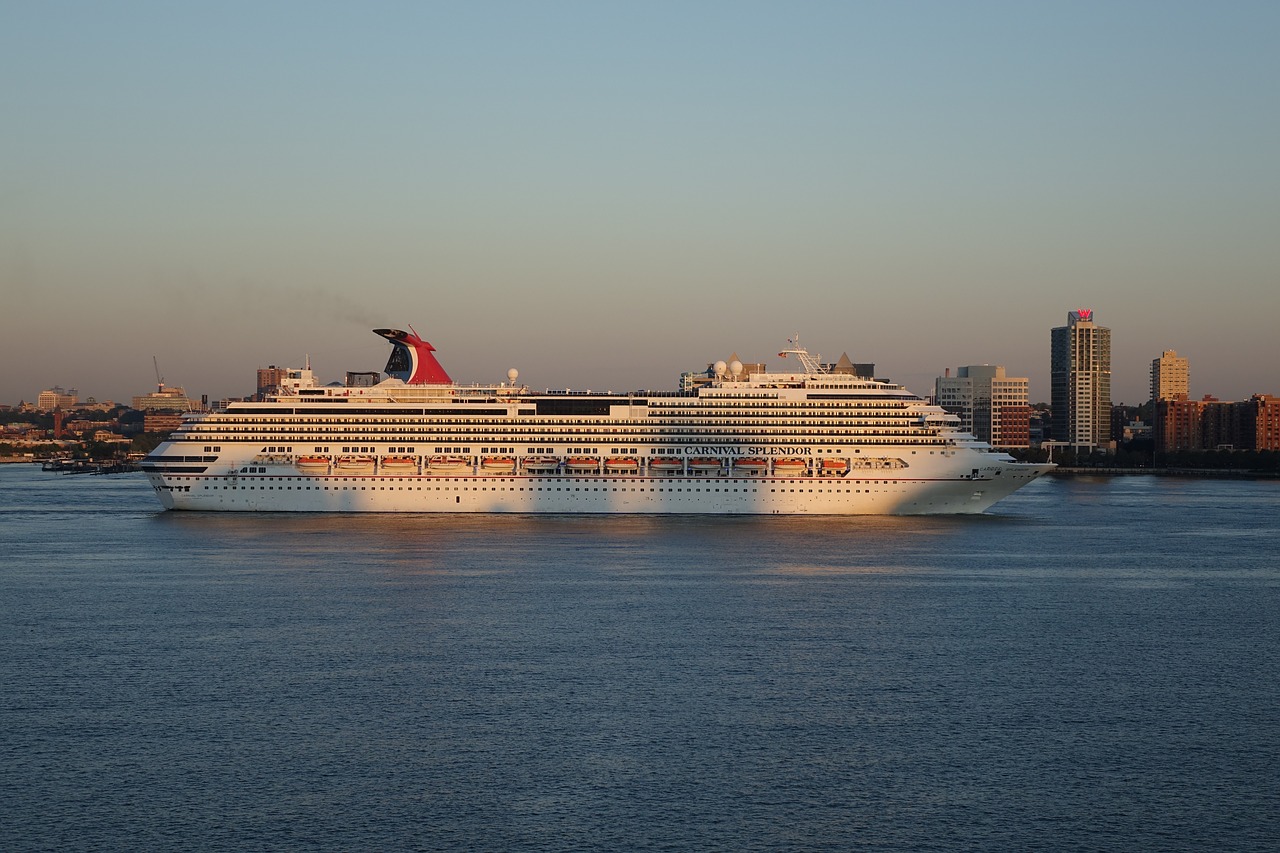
132;386;197;412
143;411;186;433
935;365;1031;448
36;386;78;411
1242;394;1280;451
1154;393;1279;452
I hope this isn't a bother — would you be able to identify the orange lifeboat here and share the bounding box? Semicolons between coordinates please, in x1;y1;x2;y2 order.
380;456;418;473
481;455;516;473
565;456;599;473
295;455;330;474
604;457;640;473
772;458;807;476
687;458;722;473
335;455;376;474
427;455;469;473
648;457;683;474
732;457;768;474
821;458;850;475
522;456;559;473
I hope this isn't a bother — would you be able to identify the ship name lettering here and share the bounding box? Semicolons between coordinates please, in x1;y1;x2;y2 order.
681;446;812;456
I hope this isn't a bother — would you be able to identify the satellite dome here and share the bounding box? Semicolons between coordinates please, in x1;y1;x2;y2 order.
714;360;727;378
729;359;743;377
508;368;519;383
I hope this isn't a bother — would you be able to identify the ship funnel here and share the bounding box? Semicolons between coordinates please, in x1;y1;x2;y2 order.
373;328;453;384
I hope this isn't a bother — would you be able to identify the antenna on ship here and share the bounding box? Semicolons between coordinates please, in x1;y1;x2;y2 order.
776;335;826;375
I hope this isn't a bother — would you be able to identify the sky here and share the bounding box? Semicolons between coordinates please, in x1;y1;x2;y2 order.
3;1;1278;407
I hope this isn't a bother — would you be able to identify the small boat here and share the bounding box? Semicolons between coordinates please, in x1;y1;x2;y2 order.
334;455;375;474
565;456;599;473
648;457;683;474
772;458;807;476
603;457;640;473
522;456;560;473
294;455;330;473
380;456;418;473
732;457;768;474
820;458;850;475
481;455;517;473
687;458;723;473
427;455;469;472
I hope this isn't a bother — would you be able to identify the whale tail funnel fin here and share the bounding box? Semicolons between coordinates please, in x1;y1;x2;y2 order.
373;328;453;385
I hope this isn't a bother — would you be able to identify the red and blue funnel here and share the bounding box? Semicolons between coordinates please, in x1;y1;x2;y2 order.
374;327;453;385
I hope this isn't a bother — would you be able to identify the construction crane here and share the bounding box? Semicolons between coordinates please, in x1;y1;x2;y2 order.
153;356;165;393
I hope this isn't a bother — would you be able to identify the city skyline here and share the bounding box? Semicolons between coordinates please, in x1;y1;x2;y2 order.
3;2;1278;407
9;311;1265;413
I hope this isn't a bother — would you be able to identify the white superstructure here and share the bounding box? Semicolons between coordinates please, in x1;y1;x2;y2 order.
141;328;1053;514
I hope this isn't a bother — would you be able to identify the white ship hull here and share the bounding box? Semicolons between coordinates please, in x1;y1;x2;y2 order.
146;455;1048;515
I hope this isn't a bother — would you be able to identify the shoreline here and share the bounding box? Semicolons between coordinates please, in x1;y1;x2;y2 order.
1049;467;1279;479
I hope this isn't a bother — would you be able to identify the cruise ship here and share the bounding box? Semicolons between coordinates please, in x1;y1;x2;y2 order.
140;328;1053;514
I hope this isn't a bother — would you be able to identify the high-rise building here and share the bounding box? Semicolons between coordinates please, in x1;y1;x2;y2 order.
1150;350;1189;402
1051;309;1112;449
935;365;1031;448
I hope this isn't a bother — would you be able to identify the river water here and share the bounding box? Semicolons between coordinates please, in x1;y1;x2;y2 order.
2;466;1277;851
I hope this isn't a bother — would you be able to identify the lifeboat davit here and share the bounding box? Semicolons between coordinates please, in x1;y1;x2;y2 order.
733;457;768;474
648;457;683;474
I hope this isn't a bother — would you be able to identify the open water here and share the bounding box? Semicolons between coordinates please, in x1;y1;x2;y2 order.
1;465;1278;852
